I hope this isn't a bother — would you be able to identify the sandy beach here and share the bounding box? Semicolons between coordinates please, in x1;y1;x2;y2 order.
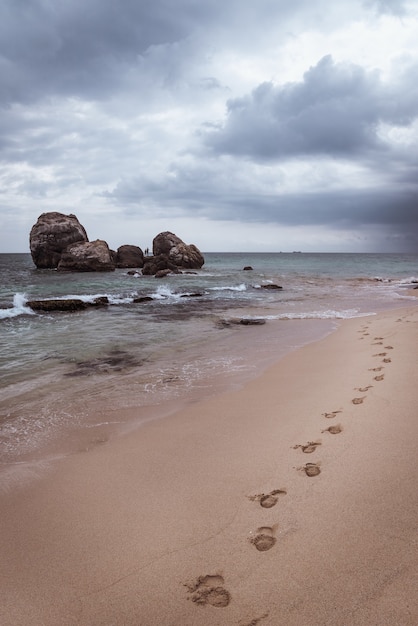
1;305;417;625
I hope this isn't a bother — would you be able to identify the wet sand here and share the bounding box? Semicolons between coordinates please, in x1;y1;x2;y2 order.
1;306;417;625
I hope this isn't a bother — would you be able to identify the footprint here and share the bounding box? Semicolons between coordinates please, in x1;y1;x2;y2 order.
355;385;373;392
239;613;269;626
322;410;342;419
322;424;343;434
374;374;384;381
374;337;384;340
352;396;366;405
369;366;383;372
248;489;287;509
293;441;322;454
372;341;383;345
384;345;394;350
383;358;392;363
250;526;277;552
301;462;321;477
373;352;387;357
185;574;231;608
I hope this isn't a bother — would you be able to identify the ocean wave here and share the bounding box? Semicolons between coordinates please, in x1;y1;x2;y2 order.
152;285;182;300
0;293;35;319
208;283;247;292
267;309;374;320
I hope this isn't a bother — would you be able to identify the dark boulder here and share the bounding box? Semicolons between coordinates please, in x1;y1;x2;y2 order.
243;266;253;271
155;269;174;278
133;296;154;303
27;299;88;312
29;212;88;269
27;296;109;312
153;231;204;269
116;245;144;268
239;318;266;325
142;254;180;276
57;240;115;272
216;317;266;328
261;284;283;290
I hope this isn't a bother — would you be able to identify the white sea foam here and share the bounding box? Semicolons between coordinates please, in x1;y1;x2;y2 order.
0;293;35;319
208;283;247;292
267;309;374;320
153;285;181;300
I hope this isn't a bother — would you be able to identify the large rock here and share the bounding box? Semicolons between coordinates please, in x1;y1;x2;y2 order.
57;240;115;272
142;253;180;276
30;212;89;268
152;232;204;269
116;245;144;268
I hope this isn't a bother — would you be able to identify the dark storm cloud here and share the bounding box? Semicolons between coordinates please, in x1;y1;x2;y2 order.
205;55;418;160
0;0;215;104
0;0;368;106
107;156;418;232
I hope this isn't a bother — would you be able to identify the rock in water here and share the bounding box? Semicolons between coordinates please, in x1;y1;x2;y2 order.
142;254;180;276
116;245;144;268
29;212;88;268
57;240;115;272
152;231;204;269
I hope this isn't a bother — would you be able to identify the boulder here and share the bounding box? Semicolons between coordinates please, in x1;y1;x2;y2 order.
243;266;253;271
261;284;283;290
57;240;115;272
116;245;144;268
152;231;204;269
133;296;154;303
29;212;88;269
142;254;180;276
27;297;109;312
27;299;88;312
155;269;173;278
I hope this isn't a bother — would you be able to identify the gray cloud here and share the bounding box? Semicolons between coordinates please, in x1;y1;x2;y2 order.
205;55;418;160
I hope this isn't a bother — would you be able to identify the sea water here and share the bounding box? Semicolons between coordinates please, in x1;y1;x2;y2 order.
1;252;417;476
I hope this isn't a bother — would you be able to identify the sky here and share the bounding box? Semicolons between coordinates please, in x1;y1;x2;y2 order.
1;0;417;253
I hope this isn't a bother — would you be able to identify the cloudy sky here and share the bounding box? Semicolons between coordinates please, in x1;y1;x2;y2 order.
1;0;417;253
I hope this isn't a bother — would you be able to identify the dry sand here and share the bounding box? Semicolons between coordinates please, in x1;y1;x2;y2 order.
1;306;417;625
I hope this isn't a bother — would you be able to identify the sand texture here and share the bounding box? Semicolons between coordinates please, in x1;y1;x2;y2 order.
1;306;417;625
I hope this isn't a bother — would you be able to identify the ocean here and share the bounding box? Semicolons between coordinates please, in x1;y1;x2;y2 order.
1;252;417;483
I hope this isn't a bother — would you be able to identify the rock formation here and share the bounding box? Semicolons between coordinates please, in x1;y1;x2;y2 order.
57;240;115;272
152;232;204;270
29;214;203;274
30;212;88;268
115;245;144;268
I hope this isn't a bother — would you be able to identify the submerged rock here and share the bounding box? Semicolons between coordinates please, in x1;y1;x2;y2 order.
27;299;88;312
239;318;266;325
27;297;109;312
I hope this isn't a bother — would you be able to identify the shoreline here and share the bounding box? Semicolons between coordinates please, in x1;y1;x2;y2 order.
1;304;417;625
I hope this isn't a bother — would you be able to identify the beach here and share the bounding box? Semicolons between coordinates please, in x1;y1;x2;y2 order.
1;304;417;625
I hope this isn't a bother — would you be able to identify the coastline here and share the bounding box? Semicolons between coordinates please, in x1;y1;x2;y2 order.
1;304;417;625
